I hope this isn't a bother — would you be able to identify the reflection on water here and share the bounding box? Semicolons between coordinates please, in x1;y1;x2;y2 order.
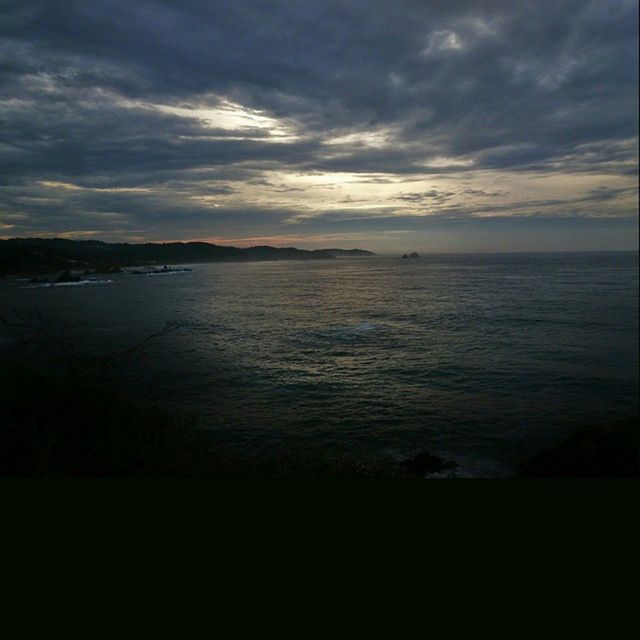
1;252;638;476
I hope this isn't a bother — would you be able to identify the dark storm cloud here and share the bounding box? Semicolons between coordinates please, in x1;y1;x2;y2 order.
389;186;639;219
0;0;638;239
0;177;296;238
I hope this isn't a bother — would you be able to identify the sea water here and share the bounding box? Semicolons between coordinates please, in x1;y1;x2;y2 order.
1;252;637;476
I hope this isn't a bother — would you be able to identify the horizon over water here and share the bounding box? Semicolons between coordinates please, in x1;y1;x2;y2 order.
1;250;638;477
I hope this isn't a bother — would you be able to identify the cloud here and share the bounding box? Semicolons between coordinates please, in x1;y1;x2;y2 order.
0;1;637;246
394;189;456;204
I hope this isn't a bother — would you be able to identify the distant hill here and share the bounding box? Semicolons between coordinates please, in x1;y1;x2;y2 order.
0;238;372;275
323;248;376;257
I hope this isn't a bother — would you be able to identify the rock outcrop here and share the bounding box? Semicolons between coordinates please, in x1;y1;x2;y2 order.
400;451;458;476
518;417;639;478
55;270;81;283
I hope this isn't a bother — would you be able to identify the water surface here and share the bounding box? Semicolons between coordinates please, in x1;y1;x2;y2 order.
1;252;637;476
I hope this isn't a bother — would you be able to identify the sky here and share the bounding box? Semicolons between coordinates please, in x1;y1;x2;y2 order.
1;0;638;253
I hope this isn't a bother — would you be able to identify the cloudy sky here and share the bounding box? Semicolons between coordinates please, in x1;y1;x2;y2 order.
1;0;638;252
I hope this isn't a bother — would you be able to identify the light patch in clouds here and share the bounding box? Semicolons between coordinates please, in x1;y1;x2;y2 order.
421;156;476;169
422;30;464;55
324;129;394;149
119;95;300;140
39;181;152;194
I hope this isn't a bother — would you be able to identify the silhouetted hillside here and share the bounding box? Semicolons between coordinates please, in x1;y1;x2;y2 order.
0;238;351;275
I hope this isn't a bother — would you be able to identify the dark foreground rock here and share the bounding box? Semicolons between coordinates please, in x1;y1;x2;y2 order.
518;417;639;478
55;270;81;283
400;451;458;477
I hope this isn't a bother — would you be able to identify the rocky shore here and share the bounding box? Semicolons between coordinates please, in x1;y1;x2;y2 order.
518;418;638;478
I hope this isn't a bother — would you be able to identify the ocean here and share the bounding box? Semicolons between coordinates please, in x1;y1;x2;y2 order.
1;251;638;477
